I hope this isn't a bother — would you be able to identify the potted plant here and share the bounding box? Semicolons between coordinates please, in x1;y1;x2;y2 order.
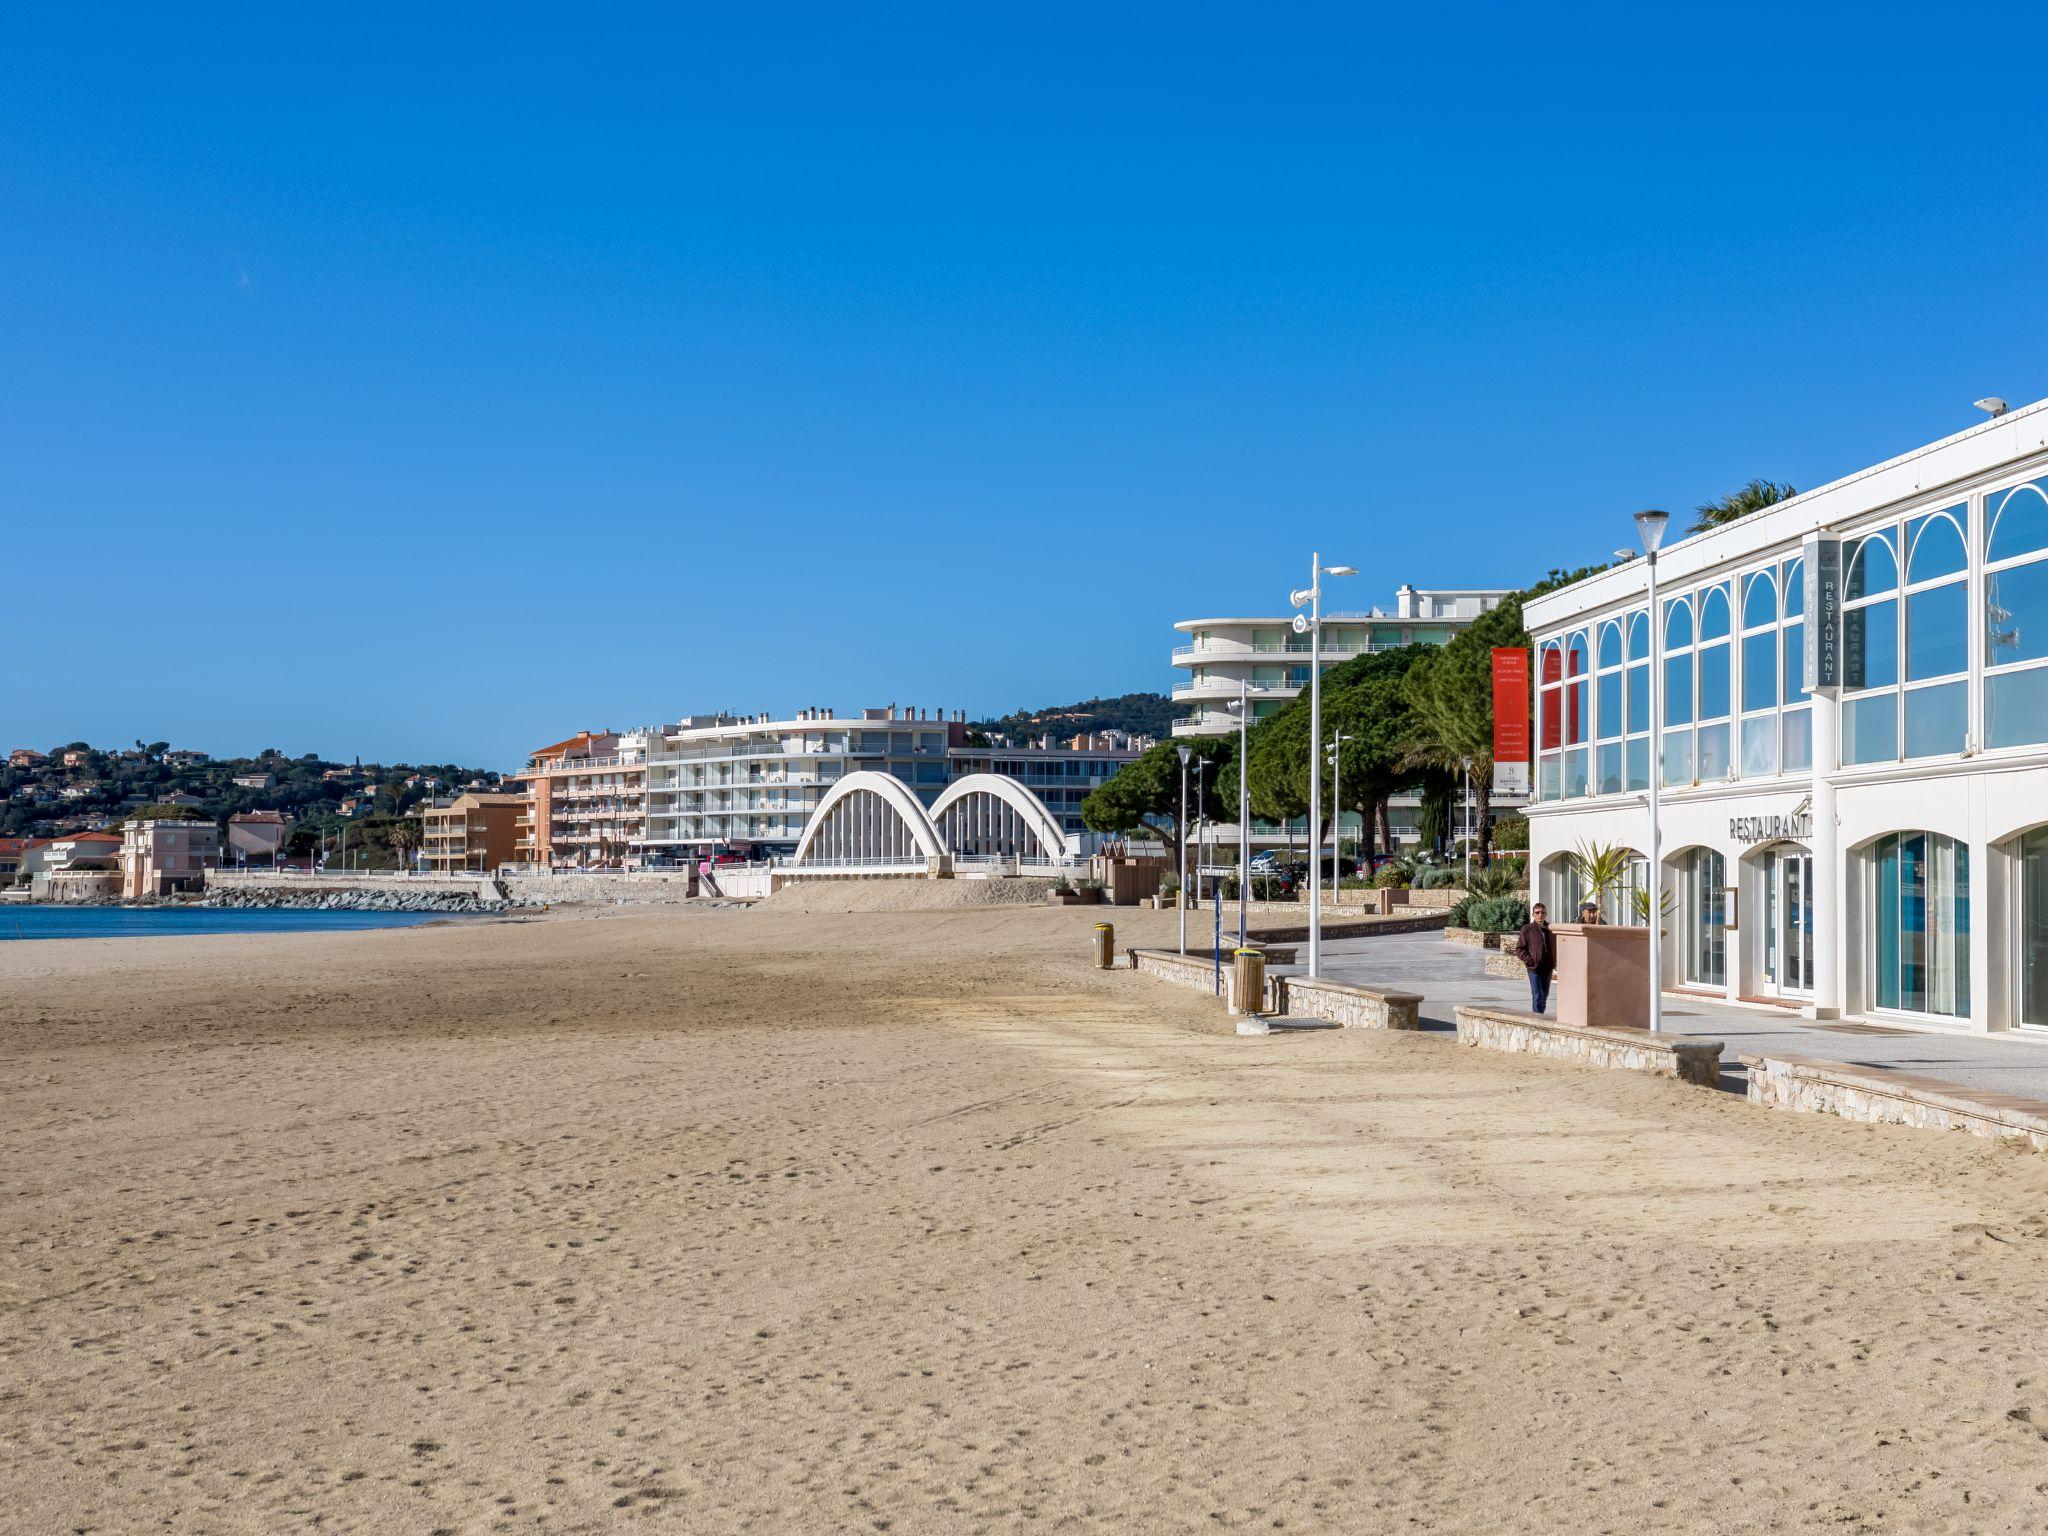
1552;841;1668;1029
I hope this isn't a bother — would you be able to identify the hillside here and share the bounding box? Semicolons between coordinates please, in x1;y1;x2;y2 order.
1;742;501;844
971;692;1173;742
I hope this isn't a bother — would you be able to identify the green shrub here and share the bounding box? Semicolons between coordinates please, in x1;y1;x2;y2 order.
1467;896;1530;933
1371;864;1405;890
1467;862;1523;899
1446;894;1477;928
1412;865;1463;890
1491;816;1529;852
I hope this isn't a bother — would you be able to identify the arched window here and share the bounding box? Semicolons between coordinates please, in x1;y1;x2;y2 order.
1846;533;1897;600
1986;479;2048;750
1741;569;1781;777
1595;620;1625;794
2017;826;2048;1029
1536;640;1564;801
1869;831;1970;1018
1843;526;1903;765
1696;584;1733;779
1743;570;1778;631
1623;609;1650;790
1780;554;1811;772
1563;632;1591;796
1662;596;1696;786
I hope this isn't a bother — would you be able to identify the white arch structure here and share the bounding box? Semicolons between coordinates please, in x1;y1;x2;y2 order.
790;771;1069;867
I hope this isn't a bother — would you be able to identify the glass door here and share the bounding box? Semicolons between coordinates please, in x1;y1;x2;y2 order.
1759;846;1814;998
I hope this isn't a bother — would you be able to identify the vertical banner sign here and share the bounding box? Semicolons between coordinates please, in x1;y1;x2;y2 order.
1491;647;1531;796
1804;535;1842;693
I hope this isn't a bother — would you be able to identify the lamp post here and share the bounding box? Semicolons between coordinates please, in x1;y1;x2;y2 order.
1291;553;1356;978
1231;684;1250;946
1635;509;1670;1034
1326;729;1352;912
1177;745;1192;955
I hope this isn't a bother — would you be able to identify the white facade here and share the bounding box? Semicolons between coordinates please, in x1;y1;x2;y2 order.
1170;584;1513;852
1525;399;2048;1033
640;707;1136;859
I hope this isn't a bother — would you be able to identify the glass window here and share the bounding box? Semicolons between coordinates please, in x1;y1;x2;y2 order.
1869;831;1970;1017
1564;748;1589;798
1782;706;1812;772
1626;610;1649;662
1698;721;1731;781
1907;510;1968;583
1626;663;1649;732
1989;481;2048;564
1904;681;1967;760
1783;557;1805;617
1665;597;1694;651
1539;643;1563;751
1987;559;2048;667
1662;730;1694;787
1743;571;1778;631
1741;715;1778;778
1847;534;1897;599
1597;672;1622;739
1700;586;1732;642
1743;630;1778;712
1844;693;1899;764
1539;755;1560;800
1665;653;1693;726
1625;736;1650;791
1783;620;1809;705
1597;622;1622;670
1906;583;1967;680
1699;643;1730;720
1596;741;1622;795
1845;599;1898;691
1987;666;2048;750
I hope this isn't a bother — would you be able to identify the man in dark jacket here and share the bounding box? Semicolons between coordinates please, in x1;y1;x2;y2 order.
1515;903;1556;1014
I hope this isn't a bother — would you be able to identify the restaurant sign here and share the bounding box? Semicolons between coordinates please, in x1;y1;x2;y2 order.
1730;812;1812;844
1803;535;1842;694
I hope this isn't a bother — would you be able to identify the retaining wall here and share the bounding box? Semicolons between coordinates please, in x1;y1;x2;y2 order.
1272;975;1423;1030
1453;1006;1722;1087
499;872;697;906
1742;1053;2048;1149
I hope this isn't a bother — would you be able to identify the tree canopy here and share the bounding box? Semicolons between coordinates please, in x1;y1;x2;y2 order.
1080;736;1230;867
1690;478;1797;535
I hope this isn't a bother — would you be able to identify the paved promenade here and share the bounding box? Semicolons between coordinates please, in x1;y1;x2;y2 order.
1284;930;2048;1101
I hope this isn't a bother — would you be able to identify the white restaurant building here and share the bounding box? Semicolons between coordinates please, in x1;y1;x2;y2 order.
1525;400;2048;1033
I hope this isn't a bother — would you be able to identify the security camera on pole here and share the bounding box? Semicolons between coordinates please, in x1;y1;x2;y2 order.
1290;553;1356;979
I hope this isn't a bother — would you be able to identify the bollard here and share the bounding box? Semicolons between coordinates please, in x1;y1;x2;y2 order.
1229;947;1266;1016
1092;921;1115;969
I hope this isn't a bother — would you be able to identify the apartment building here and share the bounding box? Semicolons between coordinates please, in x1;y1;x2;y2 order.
1171;584;1510;737
121;816;219;899
422;792;524;872
509;730;656;869
1170;584;1514;852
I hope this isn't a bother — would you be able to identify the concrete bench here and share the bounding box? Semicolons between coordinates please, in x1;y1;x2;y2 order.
1453;1006;1722;1087
1270;975;1423;1031
1740;1052;2048;1149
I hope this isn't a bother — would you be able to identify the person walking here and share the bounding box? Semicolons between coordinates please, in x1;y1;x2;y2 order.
1515;902;1557;1014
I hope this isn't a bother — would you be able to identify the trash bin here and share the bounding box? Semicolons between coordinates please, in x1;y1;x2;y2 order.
1229;947;1266;1015
1092;921;1115;969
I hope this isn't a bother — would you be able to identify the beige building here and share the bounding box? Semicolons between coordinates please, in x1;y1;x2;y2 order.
121;817;220;899
423;792;523;872
226;809;290;866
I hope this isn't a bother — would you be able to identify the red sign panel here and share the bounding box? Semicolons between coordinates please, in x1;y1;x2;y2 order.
1493;647;1531;763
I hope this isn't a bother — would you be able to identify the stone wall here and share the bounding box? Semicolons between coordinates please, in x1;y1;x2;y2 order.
35;871;122;904
1271;976;1423;1030
499;871;697;906
1129;947;1228;999
1453;1006;1722;1087
1743;1053;2048;1150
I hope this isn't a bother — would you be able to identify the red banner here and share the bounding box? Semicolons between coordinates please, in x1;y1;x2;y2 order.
1492;647;1531;767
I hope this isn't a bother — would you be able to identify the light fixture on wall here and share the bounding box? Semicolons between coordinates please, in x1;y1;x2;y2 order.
1974;397;2009;419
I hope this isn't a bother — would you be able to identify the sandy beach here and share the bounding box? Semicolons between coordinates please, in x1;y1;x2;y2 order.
7;901;2048;1533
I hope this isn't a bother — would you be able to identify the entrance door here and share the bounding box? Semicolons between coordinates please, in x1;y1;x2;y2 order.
1762;846;1814;997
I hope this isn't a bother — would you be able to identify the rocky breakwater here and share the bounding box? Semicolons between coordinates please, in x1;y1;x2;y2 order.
201;886;510;914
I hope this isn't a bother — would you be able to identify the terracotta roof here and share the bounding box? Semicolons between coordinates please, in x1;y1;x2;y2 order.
229;810;288;823
529;730;610;760
59;831;121;844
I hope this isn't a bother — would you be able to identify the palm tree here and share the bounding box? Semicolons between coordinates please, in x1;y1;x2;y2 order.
1691;478;1796;534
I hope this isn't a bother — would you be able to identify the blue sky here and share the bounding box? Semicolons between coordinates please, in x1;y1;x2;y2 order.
8;5;2048;768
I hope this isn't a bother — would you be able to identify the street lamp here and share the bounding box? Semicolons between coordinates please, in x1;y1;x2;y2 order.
1177;744;1192;955
1635;508;1670;1034
1229;685;1250;946
1291;554;1356;978
1325;729;1352;912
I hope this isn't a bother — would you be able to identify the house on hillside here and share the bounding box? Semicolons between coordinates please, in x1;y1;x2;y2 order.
121;818;220;899
8;748;46;769
226;810;289;866
232;772;275;790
